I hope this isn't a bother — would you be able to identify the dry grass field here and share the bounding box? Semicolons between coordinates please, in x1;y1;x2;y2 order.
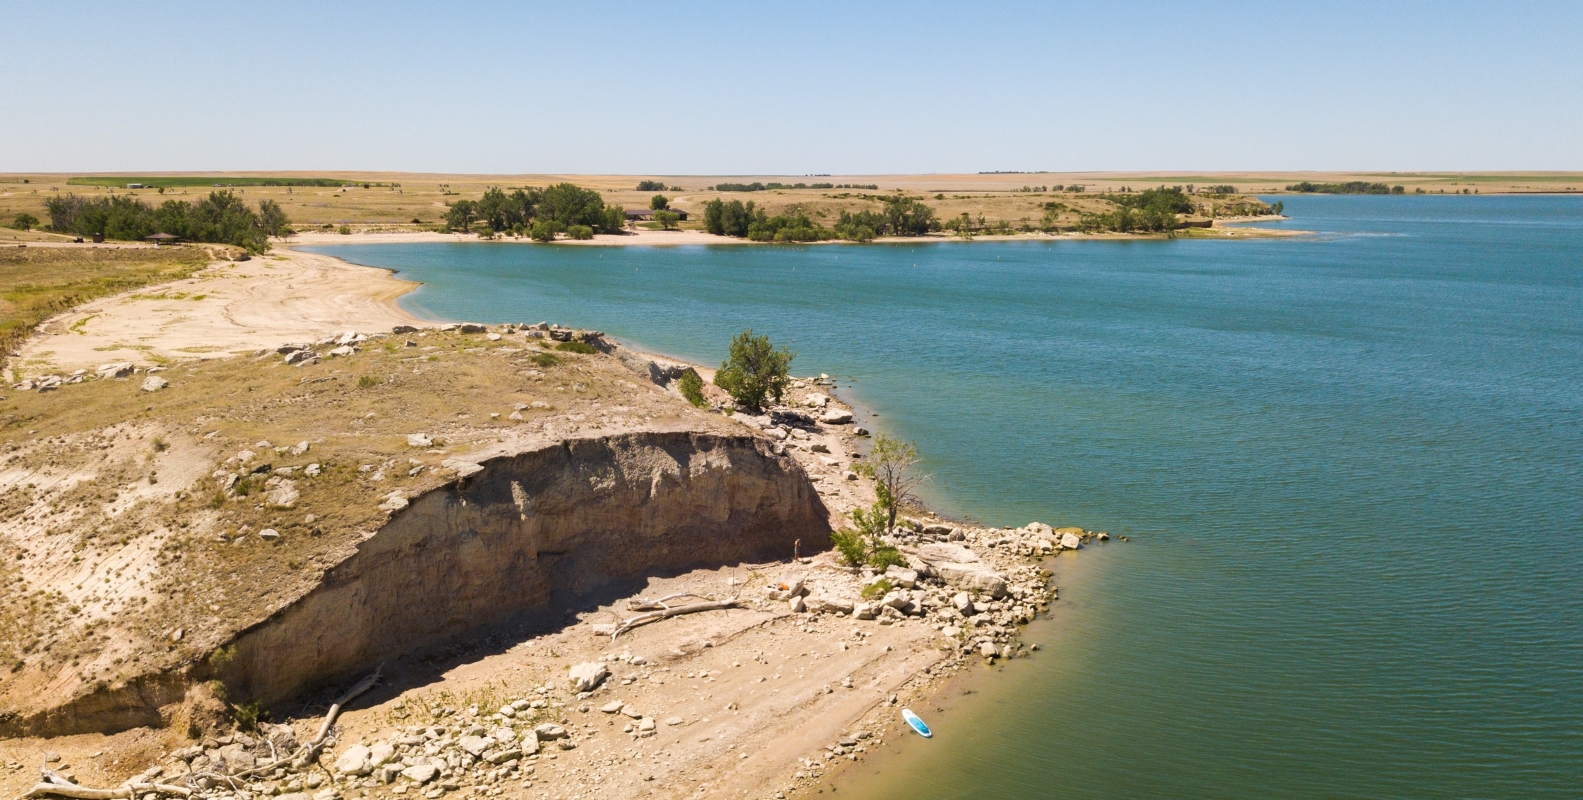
4;171;1578;240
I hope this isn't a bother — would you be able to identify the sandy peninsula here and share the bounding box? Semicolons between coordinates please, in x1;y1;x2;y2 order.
1;245;1099;800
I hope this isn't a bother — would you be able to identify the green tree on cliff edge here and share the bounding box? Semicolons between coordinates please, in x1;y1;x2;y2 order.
714;329;793;413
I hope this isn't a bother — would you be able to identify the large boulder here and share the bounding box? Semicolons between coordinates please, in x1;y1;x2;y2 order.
1060;532;1082;550
915;543;1007;598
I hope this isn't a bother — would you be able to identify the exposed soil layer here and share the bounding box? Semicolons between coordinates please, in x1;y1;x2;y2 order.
219;432;829;709
5;431;828;738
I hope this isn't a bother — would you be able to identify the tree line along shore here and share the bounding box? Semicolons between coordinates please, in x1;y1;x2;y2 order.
4;171;1579;246
3;178;1286;248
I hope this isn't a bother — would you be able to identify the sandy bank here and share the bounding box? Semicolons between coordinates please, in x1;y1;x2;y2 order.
14;248;427;375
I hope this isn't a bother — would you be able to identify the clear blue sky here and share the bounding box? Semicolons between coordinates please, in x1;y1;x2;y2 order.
5;1;1579;173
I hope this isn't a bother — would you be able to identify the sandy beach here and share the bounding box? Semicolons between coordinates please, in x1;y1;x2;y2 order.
15;248;427;376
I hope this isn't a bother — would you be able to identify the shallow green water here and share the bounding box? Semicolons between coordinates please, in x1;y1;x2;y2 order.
304;195;1582;798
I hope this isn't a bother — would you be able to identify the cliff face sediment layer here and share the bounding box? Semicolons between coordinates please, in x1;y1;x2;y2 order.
7;431;828;736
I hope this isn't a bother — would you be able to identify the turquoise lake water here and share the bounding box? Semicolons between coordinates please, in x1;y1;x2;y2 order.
303;195;1582;798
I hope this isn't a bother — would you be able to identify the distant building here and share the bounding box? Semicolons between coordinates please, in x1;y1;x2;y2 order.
624;208;688;221
146;232;181;245
126;183;145;189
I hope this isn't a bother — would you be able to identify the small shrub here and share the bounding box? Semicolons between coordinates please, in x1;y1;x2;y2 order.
565;224;595;240
207;645;236;669
677;369;707;408
868;545;906;570
208;491;226;509
232;699;269;732
860;578;893;600
830;529;868;567
337;225;352;235
529;352;560;368
848;502;887;539
530;221;563;242
152;436;169;452
555;340;597;354
357;375;379;388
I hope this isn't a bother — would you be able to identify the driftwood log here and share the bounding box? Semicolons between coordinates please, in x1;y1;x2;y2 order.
610;600;742;640
15;667;382;800
19;769;192;800
625;593;710;612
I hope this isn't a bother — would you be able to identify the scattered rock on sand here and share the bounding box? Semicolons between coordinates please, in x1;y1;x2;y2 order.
458;735;494;757
265;479;300;508
406;433;434;447
568;662;610;692
334;744;372;776
140;376;168;392
400;764;438;784
441;457;483;478
601;701;625;714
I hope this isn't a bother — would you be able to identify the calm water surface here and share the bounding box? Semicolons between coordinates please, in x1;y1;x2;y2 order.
305;195;1582;798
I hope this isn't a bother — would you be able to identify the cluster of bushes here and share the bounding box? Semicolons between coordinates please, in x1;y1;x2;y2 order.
1075;186;1198;233
43;191;289;251
445;183;625;241
710;181;880;192
67;176;352;189
942;213;1024;236
1198;184;1237;194
635;180;679;192
1220;200;1283;217
702;200;829;242
712;182;834;192
1286;182;1405;195
702;196;939;242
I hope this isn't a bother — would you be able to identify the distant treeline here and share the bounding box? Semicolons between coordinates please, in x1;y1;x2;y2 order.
635;180;680;192
44;191;289;251
1286;181;1405;195
710;182;879;192
445;183;626;241
703;196;939;242
67;176;357;189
